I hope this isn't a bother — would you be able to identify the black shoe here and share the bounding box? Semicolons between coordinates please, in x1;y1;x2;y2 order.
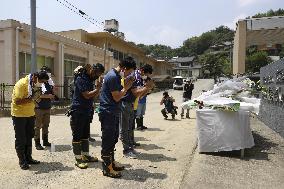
43;141;51;147
16;149;29;170
141;126;148;129
35;144;44;150
20;163;29;170
35;139;44;150
27;158;40;164
43;135;51;147
136;127;143;130
134;142;141;147
25;146;40;164
89;137;96;142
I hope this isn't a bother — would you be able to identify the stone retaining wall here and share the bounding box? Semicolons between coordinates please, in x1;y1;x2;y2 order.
259;59;284;137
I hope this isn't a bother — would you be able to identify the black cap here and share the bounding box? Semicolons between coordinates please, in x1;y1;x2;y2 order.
93;63;105;73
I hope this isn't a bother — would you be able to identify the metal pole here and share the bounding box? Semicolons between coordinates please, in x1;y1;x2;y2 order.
31;0;37;73
103;37;107;68
15;27;20;81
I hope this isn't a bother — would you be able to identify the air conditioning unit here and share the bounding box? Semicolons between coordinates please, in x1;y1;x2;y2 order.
115;32;125;40
104;19;119;33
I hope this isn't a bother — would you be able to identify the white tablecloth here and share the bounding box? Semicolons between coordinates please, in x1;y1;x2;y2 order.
196;109;255;152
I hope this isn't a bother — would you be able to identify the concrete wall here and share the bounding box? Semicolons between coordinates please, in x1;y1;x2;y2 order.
0;19;113;88
233;20;247;74
0;21;16;84
59;30;172;76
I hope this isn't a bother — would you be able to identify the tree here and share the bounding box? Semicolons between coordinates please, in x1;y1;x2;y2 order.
199;53;230;80
137;44;175;59
246;51;272;73
250;8;284;18
182;26;234;55
136;25;234;59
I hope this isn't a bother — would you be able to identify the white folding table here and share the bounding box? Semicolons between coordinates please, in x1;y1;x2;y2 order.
196;109;255;158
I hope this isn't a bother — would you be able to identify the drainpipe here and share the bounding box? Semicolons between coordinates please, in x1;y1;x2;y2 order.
15;27;23;82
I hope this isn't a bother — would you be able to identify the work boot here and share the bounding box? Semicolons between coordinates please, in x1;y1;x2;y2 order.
75;158;88;169
81;139;98;162
35;139;44;150
25;146;40;164
42;134;51;147
73;141;88;169
101;155;121;178
102;162;122;178
111;151;125;171
141;117;148;129
82;155;98;163
16;149;29;170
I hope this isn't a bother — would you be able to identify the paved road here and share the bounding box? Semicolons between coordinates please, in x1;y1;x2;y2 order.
0;79;283;189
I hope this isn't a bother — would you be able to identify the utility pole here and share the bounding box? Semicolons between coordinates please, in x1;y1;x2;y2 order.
31;0;37;73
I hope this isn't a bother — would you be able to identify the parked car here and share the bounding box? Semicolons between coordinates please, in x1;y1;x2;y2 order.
173;76;185;90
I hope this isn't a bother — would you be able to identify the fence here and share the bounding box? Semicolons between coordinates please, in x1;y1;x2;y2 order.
0;83;72;110
0;83;14;110
1;80;174;110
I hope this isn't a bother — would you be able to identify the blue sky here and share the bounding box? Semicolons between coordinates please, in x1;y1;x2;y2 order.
0;0;283;47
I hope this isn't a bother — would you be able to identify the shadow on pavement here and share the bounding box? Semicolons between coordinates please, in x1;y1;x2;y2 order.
121;168;167;182
135;143;165;151
86;160;102;169
53;144;72;152
245;131;279;160
137;152;177;162
145;128;165;131
166;119;181;122
201;151;245;159
135;137;150;142
90;134;100;138
89;140;102;147
200;132;279;161
31;162;74;174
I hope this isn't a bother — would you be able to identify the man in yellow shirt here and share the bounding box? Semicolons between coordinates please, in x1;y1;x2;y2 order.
11;71;49;170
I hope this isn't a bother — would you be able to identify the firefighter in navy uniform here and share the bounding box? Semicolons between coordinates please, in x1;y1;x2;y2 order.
99;58;136;178
70;63;104;169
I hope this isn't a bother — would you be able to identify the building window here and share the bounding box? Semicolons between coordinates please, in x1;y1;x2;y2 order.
64;59;85;77
119;52;124;61
64;54;86;78
108;48;125;61
180;62;190;67
19;52;55;74
181;70;188;77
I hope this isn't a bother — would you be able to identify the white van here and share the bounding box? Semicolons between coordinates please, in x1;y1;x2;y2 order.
173;76;185;90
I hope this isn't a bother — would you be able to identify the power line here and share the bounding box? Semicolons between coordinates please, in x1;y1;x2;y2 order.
55;0;104;29
61;0;104;25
